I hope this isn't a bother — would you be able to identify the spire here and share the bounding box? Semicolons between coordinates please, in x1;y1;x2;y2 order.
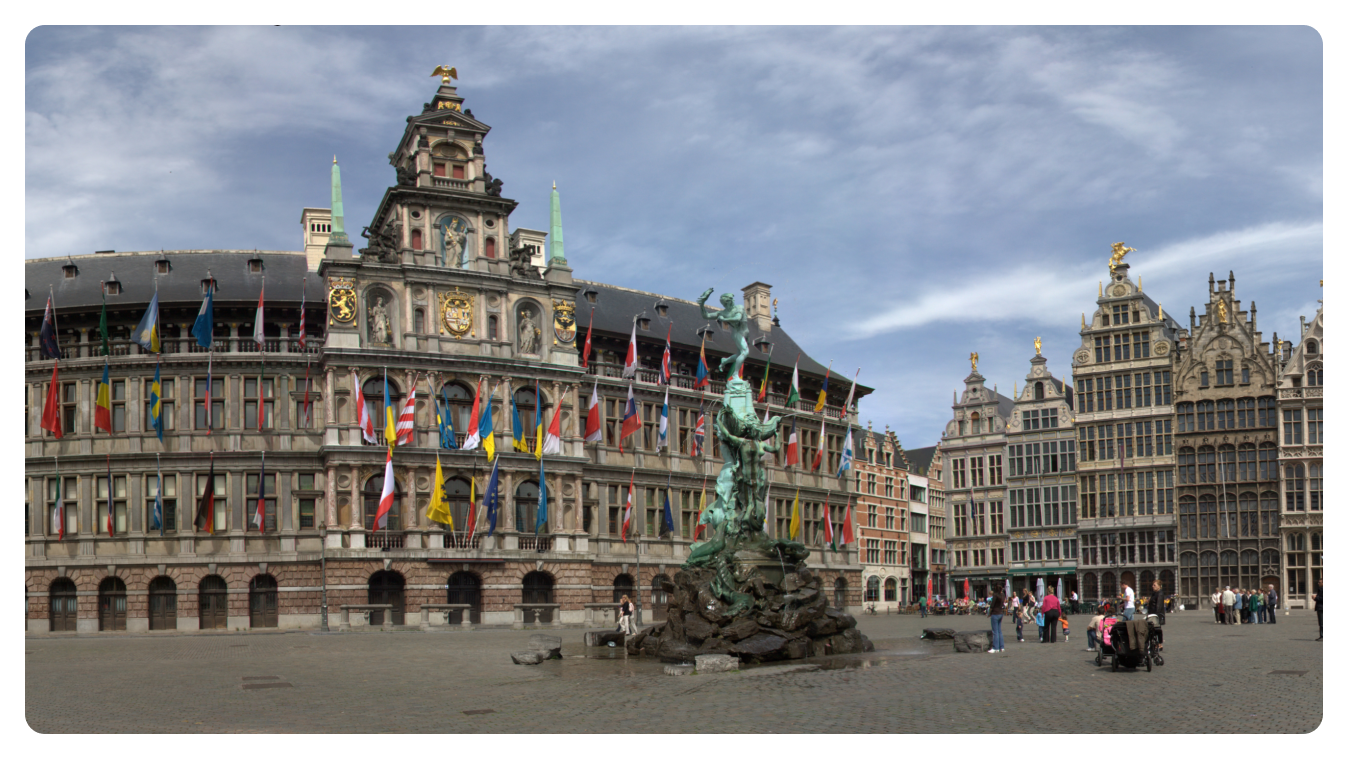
549;182;565;263
330;157;350;246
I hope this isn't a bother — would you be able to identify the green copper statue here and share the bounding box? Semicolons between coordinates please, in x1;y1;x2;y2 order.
698;288;750;380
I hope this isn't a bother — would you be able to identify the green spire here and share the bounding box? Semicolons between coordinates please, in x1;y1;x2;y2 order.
549;181;565;262
330;156;350;245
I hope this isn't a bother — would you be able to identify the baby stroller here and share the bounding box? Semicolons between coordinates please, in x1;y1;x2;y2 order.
1095;615;1164;671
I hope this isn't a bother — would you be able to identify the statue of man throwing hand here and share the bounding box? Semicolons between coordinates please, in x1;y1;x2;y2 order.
697;288;750;381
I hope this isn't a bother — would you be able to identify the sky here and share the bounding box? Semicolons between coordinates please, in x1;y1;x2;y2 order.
24;25;1325;450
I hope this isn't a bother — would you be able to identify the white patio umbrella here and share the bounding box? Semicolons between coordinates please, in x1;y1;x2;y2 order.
1057;577;1064;602
1036;577;1045;600
1004;579;1012;599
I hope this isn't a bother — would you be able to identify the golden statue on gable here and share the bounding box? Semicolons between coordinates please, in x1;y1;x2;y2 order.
970;351;979;372
1217;298;1229;324
1109;242;1135;274
1034;336;1042;355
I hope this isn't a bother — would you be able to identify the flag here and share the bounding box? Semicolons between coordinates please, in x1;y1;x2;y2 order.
662;487;675;537
149;362;163;442
837;427;854;476
98;288;110;356
372;448;395;530
191;280;214;348
152;460;164;536
660;324;672;385
814;361;832;412
53;461;65;540
691;401;706;456
535;456;548;535
579;307;593;370
134;291;161;353
841;368;860;414
822;493;835;551
786;355;800;407
105;454;114;537
763;483;770;533
618;382;641;452
94;361;113;434
253;284;265;347
692;478;708;540
480;383;496;461
534;379;545;459
40;295;62;359
785;416;799;467
810;416;827;472
354;370;376;444
426;454;453;527
465;474;477;541
297;280;307;350
383;370;397;449
583;381;602;443
300;362;313;428
195;454;216;534
694;334;710;389
841;496;855;546
542;387;562;455
788;489;801;540
656;386;669;452
927;576;933;602
622;319;638;379
757;350;772;402
621;471;634;542
396;378;417;446
41;362;62;438
511;389;527;452
437;386;457;449
484;457;500;536
252;451;267;532
462;379;483;450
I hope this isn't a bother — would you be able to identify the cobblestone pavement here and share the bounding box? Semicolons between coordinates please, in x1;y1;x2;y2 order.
25;609;1322;733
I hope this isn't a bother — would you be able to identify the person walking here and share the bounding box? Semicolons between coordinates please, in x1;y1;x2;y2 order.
1212;589;1224;624
1266;585;1278;624
1070;590;1080;615
919;593;928;618
1232;588;1243;625
1221;586;1236;625
988;590;1005;653
1040;589;1062;643
1121;582;1136;621
1014;590;1028;642
618;594;636;635
1313;579;1322;641
1147;580;1166;624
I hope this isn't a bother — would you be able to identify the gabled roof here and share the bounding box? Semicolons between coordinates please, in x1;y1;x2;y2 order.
905;446;938;476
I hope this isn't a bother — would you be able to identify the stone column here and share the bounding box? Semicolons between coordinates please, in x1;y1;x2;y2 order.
349;465;361;530
228;323;239;353
326;367;337;425
325;465;338;528
503;468;515;532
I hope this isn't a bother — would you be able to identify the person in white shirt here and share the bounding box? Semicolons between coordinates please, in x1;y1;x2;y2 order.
1221;586;1237;625
1070;590;1080;615
1122;583;1136;621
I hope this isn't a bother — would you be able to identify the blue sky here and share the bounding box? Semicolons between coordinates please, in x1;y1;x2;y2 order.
24;26;1324;449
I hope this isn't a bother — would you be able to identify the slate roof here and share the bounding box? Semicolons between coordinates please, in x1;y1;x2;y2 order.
904;445;938;476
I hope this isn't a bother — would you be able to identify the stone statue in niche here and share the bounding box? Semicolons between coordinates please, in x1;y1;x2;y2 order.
518;307;541;354
369;297;392;344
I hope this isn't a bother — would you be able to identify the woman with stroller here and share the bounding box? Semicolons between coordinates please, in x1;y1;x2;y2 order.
1147;580;1166;625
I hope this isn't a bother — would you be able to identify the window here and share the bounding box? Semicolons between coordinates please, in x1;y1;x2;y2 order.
414;309;425;333
1216;399;1235;430
1216;359;1234;385
1197;401;1215;431
1306;365;1322;386
363;472;400;531
246;472;277;531
1200;370;1209;387
244;377;275;430
1241;367;1250;384
866;540;881;565
293;376;317;429
195;376;224;431
1306;408;1322;445
61;382;78;434
1258;444;1277;481
96;474;128;535
147;474;177;533
884;477;894;498
1283;409;1303;445
883;541;898;565
488;315;498;341
951;458;966;489
1285;465;1305;511
1257;397;1275;427
1308;464;1322;511
108;380;126;432
297;473;318;529
970;457;984;488
146;378;175;433
989;454;1003;485
197;473;228;532
989;500;1003;533
440;382;474;442
47;476;77;536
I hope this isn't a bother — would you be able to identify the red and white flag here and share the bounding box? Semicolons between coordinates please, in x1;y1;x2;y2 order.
373;448;395;531
297;281;307;350
841;495;856;546
542;397;562;454
621;471;634;542
810;415;827;472
41;362;62;439
618;382;642;452
353;370;376;443
462;379;483;450
821;493;834;546
583;381;603;442
785;416;799;467
580;307;593;370
659;324;671;384
252;452;267;532
395;377;417;445
253;283;265;347
622;319;638;379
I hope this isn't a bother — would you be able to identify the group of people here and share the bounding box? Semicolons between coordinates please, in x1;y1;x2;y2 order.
1209;585;1278;626
984;586;1072;653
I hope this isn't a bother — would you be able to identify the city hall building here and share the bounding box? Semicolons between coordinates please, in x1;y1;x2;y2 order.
24;76;868;634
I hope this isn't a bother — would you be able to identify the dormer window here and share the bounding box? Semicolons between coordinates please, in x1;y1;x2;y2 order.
1306;339;1318;355
581;288;598;304
155;258;171;275
637;317;651;331
62;264;78;279
655;302;668;318
696;326;715;342
753;338;772;354
103;280;121;296
201;278;217;296
248;258;264;274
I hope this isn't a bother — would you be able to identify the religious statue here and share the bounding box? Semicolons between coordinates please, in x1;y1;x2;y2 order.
1217;298;1228;323
369;297;391;344
518;308;541;354
1109;241;1135;273
1034;336;1042;355
697;288;750;380
441;222;466;268
970;351;979;372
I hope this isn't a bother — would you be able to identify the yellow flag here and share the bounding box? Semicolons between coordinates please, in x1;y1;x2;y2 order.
427;454;453;528
385;404;397;449
788;489;801;540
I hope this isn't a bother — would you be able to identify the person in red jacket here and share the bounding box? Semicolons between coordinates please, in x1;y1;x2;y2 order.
1039;589;1062;643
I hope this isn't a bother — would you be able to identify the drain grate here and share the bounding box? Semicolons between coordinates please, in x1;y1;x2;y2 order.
462;709;495;716
1269;670;1308;676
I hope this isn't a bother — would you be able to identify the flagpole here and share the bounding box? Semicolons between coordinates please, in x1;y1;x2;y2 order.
156;453;164;537
634;465;642;627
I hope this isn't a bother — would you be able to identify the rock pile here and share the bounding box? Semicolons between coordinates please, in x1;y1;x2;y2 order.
626;566;874;664
511;633;563;665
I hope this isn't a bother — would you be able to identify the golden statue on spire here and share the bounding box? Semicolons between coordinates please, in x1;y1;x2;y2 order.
432;65;458;84
1034;336;1042;356
970;351;979;372
1109;241;1135;274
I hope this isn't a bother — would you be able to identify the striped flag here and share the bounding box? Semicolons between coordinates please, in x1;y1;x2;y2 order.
621;471;635;542
372;448;395;531
252;451;267;532
383;370;397;449
465;473;477;542
788;489;801;540
195;453;216;534
814;361;832;412
579;307;593;370
191;279;214;348
253;283;265;347
660;324;672;385
822;492;835;551
396;378;417;445
656;386;669;452
133;291;161;353
151;458;164;536
691;402;706;456
785;355;800;407
40;294;62;359
692;478;708;540
837;426;854;477
618;382;641;452
149;362;164;442
785;416;799;467
462;379;483;450
53;460;65;540
841;495;856;546
694;333;710;389
480;382;496;462
354;370;376;443
297;279;307;350
94;361;113;434
583;381;602;443
757;349;772;402
41;362;62;438
810;415;826;472
542;385;562;455
511;388;528;453
622;319;638;379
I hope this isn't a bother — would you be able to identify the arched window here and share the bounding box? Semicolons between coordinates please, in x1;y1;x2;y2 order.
411;228;423;250
1260;491;1278;537
49;578;77;632
612;573;634;604
1081;572;1098;601
1198;495;1217;538
488;315;499;341
1179;553;1198;600
1217;399;1235;429
1160;569;1175;597
98;577;127;632
650;574;671;622
1177;402;1195;432
1240;550;1259;590
1140;570;1155;594
513;387;546;453
367;570;405;626
1219;550;1239;588
1306;365;1322;386
1218;494;1237;538
1236;398;1255;428
1197;446;1216;483
1034;382;1045;400
514;479;550;535
1199;551;1218;598
1218;444;1236;483
414;308;425;333
1305;339;1318;355
969;413;980;435
865;576;880;602
446;571;481;624
834;577;847;609
439;382;474;444
521;571;554;623
361;378;401;447
1197;401;1216;431
1238;492;1258;537
1101;571;1117;599
1237;443;1256;481
199;575;228;630
148;576;177;631
364;472;401;531
883;577;898;602
249;575;278;629
441;477;473;538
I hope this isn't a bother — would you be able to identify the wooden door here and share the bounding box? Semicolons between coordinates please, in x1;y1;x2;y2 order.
98;578;127;632
368;571;405;625
249;575;278;628
148;577;177;631
199;576;228;630
49;579;77;632
521;571;553;623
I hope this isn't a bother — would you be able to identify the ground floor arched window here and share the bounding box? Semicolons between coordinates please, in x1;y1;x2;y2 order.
368;570;405;626
883;577;897;602
522;571;554;623
864;576;880;602
446;571;481;624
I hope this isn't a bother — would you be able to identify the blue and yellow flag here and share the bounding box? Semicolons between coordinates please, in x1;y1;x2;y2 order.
437;386;456;449
511;390;527;452
383;370;397;449
534;378;544;460
480;383;496;461
149;362;163;441
134;291;161;353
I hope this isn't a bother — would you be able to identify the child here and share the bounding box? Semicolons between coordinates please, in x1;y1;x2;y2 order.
1060;614;1070;643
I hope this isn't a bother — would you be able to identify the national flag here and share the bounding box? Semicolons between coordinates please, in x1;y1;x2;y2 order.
426;454;453;527
300;362;313;428
53;461;65;540
618;382;641;452
738;361;744;380
94;361;113;434
660;324;672;385
579;307;594;370
191;280;215;348
39;295;62;360
822;493;835;551
151;459;164;536
465;474;477;541
462;379;483;450
788;490;801;540
814;361;832;412
41;362;62;438
691;402;706;456
535;456;548;535
841;496;856;546
692;478;708;540
656;386;669;452
756;349;772;402
542;386;562;455
252;452;267;532
383;370;397;449
622;319;638;379
583;381;602;443
927;576;933;602
534;379;545;459
253;283;265;347
98;287;110;356
480;383;496;461
762;483;770;534
437;386;457;449
396;378;417;446
149;362;164;442
354;370;376;444
372;448;395;531
810;416;827;472
195;454;216;534
134;291;161;353
785;416;799;467
511;389;527;453
841;368;860;414
297;280;307;350
621;471;634;542
484;457;500;536
786;355;801;407
105;454;114;537
662;487;675;537
694;334;710;390
837;426;854;477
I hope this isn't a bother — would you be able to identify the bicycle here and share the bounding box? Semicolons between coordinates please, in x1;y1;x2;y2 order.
864;603;878;615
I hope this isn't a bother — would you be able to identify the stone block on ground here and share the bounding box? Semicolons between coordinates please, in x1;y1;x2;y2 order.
528;634;562;659
784;638;810;659
922;628;957;639
731;632;789;662
657;639;698;664
511;651;545;665
952;630;993;653
695;654;740;673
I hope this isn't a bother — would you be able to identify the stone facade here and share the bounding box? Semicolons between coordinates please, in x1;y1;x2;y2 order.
939;368;1011;599
1277;302;1323;608
855;424;912;610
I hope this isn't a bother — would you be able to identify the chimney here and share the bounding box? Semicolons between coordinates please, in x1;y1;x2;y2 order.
741;282;773;332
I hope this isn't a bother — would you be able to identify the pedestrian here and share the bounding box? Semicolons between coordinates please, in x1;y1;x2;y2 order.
1060;613;1070;643
1266;585;1278;624
1015;590;1028;642
1121;582;1136;621
1086;607;1108;651
1221;586;1236;625
1249;588;1261;624
1040;588;1062;643
1313;579;1322;641
618;594;636;635
1070;589;1080;615
1212;589;1224;624
1232;587;1243;625
919;593;928;618
1147;580;1165;624
988;590;1005;653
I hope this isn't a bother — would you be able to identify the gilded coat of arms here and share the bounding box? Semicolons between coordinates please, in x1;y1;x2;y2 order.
438;288;474;338
328;277;356;324
553;299;576;344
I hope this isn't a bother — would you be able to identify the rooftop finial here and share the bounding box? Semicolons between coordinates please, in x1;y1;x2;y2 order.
330;157;350;246
549;183;566;263
432;65;458;84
